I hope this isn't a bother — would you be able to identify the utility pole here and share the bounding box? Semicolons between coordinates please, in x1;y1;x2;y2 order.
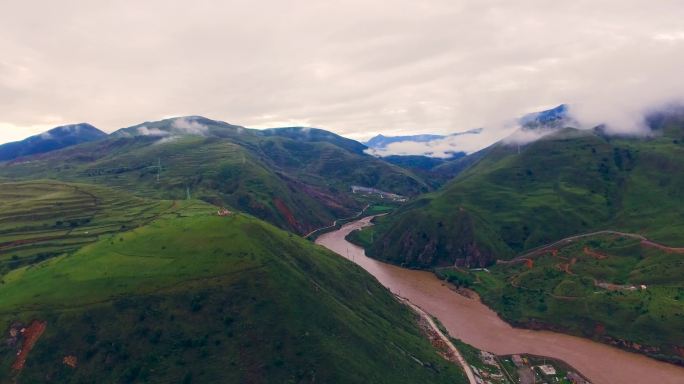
156;158;161;182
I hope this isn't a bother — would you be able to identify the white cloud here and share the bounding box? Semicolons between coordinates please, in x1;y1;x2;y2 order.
153;136;181;145
0;1;682;147
501;127;556;146
170;117;209;135
0;122;54;144
366;126;516;157
653;31;684;42
137;126;169;137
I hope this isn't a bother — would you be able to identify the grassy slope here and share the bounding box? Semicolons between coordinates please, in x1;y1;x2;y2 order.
0;181;179;272
0;206;466;383
0;136;343;235
361;127;684;268
353;122;684;362
0;122;427;235
451;234;684;364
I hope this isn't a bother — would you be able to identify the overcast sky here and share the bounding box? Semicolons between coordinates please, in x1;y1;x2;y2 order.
1;0;683;146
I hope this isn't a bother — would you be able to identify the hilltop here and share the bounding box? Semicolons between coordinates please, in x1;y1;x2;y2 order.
0;186;467;383
0;124;106;161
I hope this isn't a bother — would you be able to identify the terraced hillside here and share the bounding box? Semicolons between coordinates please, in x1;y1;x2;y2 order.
356;123;684;268
438;233;684;364
0;206;467;383
0;181;179;272
0;117;427;234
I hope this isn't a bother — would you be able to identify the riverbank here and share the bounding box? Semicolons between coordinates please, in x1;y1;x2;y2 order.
316;216;684;384
348;218;684;366
399;297;477;384
305;203;392;241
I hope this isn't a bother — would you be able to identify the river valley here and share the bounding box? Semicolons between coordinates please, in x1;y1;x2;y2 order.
316;216;684;384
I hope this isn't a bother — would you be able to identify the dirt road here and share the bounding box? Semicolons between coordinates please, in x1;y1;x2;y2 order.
400;297;478;384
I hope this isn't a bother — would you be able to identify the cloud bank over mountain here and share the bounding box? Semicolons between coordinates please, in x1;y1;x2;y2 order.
365;128;497;157
1;1;683;147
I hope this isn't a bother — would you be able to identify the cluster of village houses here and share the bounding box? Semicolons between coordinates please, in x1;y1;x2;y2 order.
470;351;592;384
350;185;408;202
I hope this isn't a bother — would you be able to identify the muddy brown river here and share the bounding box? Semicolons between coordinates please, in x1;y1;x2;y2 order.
316;216;684;384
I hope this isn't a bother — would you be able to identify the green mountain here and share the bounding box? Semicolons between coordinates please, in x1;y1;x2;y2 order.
357;119;684;268
0;117;428;235
348;112;684;362
0;123;106;161
381;152;490;189
0;181;466;383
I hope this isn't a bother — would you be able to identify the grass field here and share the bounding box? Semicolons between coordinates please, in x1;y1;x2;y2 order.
0;181;186;273
0;198;467;383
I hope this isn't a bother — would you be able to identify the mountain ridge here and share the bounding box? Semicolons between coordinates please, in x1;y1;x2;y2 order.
0;123;106;161
0;117;428;235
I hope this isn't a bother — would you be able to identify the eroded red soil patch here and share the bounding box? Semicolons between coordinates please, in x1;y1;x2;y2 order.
12;320;47;371
273;197;302;232
583;247;608;259
557;257;577;275
0;235;64;250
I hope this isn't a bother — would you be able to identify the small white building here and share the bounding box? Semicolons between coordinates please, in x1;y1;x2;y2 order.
537;364;557;376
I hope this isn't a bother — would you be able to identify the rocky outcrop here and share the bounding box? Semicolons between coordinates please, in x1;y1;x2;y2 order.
368;209;505;268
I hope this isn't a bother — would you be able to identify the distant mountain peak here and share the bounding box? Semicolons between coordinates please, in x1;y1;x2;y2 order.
50;122;98;132
519;104;572;128
260;126;367;154
363;128;484;159
0;123;106;161
502;104;578;145
111;116;243;139
365;128;484;151
365;133;448;149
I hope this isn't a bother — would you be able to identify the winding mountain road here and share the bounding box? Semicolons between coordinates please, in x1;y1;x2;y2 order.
498;230;684;266
303;204;369;239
